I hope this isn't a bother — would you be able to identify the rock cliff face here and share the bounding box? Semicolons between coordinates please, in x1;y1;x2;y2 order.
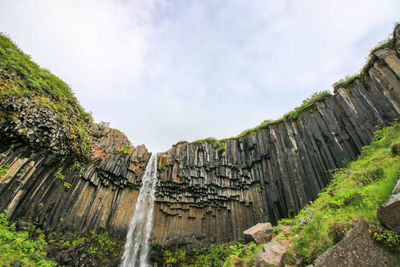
151;26;400;246
0;96;151;238
0;26;400;250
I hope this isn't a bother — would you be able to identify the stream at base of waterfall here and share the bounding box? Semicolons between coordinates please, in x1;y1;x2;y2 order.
120;153;157;267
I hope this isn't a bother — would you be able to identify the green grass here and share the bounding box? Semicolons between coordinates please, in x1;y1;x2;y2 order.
189;137;227;151
280;122;400;264
0;211;56;266
158;239;259;267
238;90;332;138
334;31;396;91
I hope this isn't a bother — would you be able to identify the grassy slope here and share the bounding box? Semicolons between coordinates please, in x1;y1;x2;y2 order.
0;33;94;157
288;122;400;263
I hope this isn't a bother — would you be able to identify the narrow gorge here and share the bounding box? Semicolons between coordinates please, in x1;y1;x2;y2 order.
0;24;400;265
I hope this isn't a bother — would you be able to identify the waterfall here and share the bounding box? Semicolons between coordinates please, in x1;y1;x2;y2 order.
120;153;158;267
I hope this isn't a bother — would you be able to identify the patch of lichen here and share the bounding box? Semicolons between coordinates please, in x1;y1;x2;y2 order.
157;154;169;171
0;33;93;158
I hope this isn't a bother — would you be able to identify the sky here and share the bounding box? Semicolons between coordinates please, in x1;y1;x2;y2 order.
0;1;399;153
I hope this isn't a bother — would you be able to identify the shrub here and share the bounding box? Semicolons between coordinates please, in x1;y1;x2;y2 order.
0;211;56;266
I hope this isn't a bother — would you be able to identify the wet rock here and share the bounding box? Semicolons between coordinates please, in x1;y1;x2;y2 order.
254;241;286;267
377;179;400;232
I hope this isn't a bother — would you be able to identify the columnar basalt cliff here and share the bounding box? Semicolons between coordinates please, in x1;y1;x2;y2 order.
0;96;151;237
151;26;400;246
0;26;400;255
0;32;152;240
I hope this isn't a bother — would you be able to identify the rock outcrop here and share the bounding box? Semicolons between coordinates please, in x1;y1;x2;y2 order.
378;178;400;232
312;221;393;267
243;223;273;244
254;241;286;267
0;96;151;238
151;25;400;245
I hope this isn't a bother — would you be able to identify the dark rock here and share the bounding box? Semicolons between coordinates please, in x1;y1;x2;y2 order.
313;221;392;267
391;143;400;156
11;261;21;267
378;179;400;232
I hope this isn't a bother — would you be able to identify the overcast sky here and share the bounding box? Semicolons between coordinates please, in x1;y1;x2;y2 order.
0;1;399;152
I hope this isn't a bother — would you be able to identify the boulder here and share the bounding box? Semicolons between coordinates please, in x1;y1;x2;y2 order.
278;225;291;233
313;221;393;267
378;179;400;232
243;223;273;244
254;241;286;267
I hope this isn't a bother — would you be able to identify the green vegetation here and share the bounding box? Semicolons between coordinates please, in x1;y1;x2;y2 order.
0;163;10;180
0;211;56;266
54;171;65;181
0;33;93;157
73;161;82;171
280;122;400;264
237;90;332;137
333;74;361;90
190;137;227;151
113;145;131;155
186;91;332;149
48;230;124;265
159;240;261;267
370;226;400;253
54;171;73;189
334;32;396;90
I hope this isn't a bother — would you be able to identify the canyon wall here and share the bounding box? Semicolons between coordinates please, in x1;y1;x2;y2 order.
151;26;400;246
0;26;399;249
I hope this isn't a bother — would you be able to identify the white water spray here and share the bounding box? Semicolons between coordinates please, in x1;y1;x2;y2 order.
120;154;158;267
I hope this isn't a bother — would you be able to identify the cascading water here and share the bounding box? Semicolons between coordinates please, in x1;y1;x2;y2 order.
120;153;158;267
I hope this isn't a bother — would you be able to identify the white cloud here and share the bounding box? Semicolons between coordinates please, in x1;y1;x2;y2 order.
1;0;399;152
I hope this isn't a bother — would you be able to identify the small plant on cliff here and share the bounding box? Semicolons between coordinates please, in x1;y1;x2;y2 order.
370;225;400;253
73;161;81;171
63;182;72;189
0;163;10;179
54;171;65;181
